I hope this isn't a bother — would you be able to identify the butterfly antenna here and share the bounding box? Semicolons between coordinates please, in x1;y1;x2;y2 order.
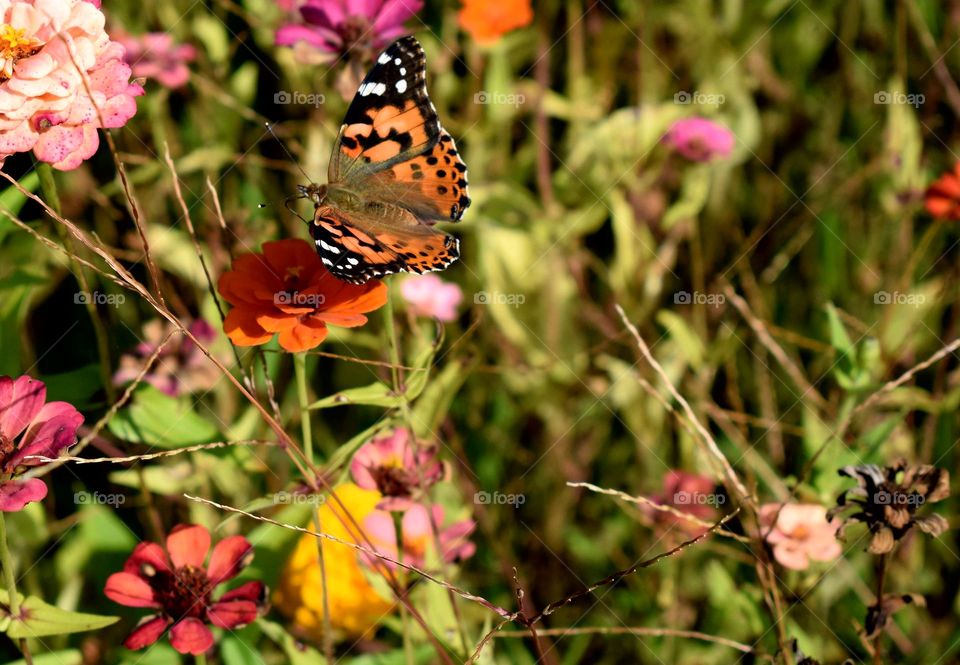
265;121;315;185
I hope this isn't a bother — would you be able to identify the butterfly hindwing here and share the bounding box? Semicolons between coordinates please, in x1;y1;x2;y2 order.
330;36;439;183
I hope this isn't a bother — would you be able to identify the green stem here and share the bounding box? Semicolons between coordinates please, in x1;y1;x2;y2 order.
293;353;313;464
195;652;208;665
0;513;32;665
395;512;414;665
37;162;116;403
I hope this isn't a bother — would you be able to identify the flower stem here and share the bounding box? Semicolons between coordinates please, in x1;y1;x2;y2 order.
195;652;208;665
872;553;888;665
0;513;33;665
293;353;313;464
394;512;414;665
37;162;116;403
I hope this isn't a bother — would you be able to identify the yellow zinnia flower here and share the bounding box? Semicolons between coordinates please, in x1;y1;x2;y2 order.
273;483;395;641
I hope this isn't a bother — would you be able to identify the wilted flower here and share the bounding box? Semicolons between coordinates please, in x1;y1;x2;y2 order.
363;503;476;570
663;117;735;162
759;503;842;570
400;274;463;322
0;0;143;170
645;470;719;536
924;162;960;220
115;32;197;89
273;483;394;641
114;319;219;396
217;238;387;353
104;524;266;655
276;0;423;64
350;428;443;511
0;375;83;512
829;459;950;554
458;0;533;46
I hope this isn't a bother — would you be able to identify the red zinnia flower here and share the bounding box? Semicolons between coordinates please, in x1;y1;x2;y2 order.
104;525;267;655
925;162;960;220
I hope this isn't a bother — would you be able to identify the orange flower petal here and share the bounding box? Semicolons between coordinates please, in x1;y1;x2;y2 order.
278;322;328;353
224;307;273;347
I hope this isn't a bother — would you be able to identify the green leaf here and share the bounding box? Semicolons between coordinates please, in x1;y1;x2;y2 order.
0;590;118;638
259;619;324;665
8;650;82;665
108;384;219;448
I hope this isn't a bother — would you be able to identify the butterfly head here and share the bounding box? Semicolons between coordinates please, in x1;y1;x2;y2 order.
297;183;328;206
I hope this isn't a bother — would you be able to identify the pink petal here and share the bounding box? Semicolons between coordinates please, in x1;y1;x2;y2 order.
104;572;159;608
218;580;266;604
123;615;170;650
206;535;254;585
0;375;46;441
166;524;211;569
372;0;422;32
169;617;214;655
206;599;258;629
0;478;48;512
15;401;83;466
123;541;171;576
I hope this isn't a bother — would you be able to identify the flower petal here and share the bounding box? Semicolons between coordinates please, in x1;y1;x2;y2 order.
166;524;211;569
123;615;171;650
0;478;47;512
104;572;159;608
0;375;46;441
206;599;259;629
123;541;171;576
207;535;254;585
219;580;267;604
169;617;214;655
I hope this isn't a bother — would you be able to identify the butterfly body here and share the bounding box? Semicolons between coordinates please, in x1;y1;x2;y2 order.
304;37;470;284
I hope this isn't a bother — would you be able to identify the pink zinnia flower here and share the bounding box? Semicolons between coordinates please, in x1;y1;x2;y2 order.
400;274;463;323
276;0;423;63
646;470;719;536
759;503;842;570
0;375;83;512
0;0;144;170
115;32;197;89
363;504;475;570
663;117;734;162
350;428;443;511
113;319;219;396
104;524;267;655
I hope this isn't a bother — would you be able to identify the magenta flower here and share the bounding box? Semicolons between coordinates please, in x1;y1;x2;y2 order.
400;274;463;323
276;0;423;63
350;428;443;511
0;0;144;170
0;375;83;512
759;503;842;570
104;524;267;655
114;319;220;396
645;470;719;536
363;504;476;570
115;32;197;89
663;117;734;162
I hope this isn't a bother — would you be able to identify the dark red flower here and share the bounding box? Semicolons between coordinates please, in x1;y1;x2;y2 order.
925;162;960;220
104;525;267;655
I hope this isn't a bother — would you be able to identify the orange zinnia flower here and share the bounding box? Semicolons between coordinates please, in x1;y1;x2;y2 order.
217;238;387;353
925;162;960;220
459;0;533;46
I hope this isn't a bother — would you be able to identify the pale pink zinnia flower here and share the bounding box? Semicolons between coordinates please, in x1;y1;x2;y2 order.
663;117;734;162
350;428;443;511
644;470;719;536
276;0;424;63
363;503;475;570
0;0;144;170
759;503;842;570
115;32;197;89
113;319;220;396
0;375;83;512
400;274;463;323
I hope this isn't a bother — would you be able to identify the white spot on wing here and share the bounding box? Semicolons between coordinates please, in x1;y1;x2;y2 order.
373;82;386;95
378;52;391;64
395;79;407;93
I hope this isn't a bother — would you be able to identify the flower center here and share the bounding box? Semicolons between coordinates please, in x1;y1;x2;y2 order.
149;565;211;620
339;15;374;57
0;434;15;474
0;25;41;80
370;465;414;498
789;525;810;541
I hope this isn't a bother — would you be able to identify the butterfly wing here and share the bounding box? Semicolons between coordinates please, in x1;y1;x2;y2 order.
311;206;459;284
314;36;470;283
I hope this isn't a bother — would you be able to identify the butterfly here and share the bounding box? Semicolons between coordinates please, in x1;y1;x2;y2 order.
298;36;470;284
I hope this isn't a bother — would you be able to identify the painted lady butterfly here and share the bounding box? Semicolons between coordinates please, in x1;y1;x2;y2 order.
299;36;470;284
